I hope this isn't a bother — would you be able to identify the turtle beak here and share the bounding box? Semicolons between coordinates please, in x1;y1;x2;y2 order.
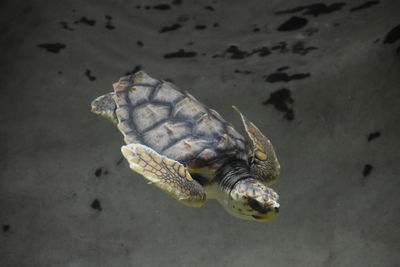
251;206;280;221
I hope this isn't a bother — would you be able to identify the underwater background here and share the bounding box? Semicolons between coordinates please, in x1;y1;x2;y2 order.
1;0;399;266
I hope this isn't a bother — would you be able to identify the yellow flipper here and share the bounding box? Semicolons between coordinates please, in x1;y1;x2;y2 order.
121;144;206;207
232;106;280;185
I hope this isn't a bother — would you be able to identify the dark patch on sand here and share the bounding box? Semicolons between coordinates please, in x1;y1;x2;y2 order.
91;199;102;211
234;69;252;74
213;22;219;27
263;88;294;121
137;40;144;47
95;168;102;177
37;43;66;53
350;1;380;12
105;15;115;30
195;25;207;30
172;0;182;5
271;42;290;53
265;71;310;83
164;49;197;58
153;4;171;10
278;16;308;31
275;3;346;17
74;17;96;26
85;69;96;81
225;46;248;59
204;5;214;11
384;24;400;44
159;23;182;33
276;66;290;72
125;65;142;75
2;225;10;232
363;164;373;177
215;45;271;59
367;131;381;141
292;41;317;55
60;21;74;31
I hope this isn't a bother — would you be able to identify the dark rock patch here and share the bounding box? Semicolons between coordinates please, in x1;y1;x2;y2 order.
2;225;10;232
164;49;197;59
95;168;102;177
216;45;271;59
195;25;207;30
85;69;96;81
263;88;294;121
105;15;115;30
254;47;271;57
37;43;66;53
265;71;310;83
350;1;380;12
367;131;381;141
153;4;171;10
234;69;252;74
275;3;346;17
222;45;248;59
276;66;290;72
91;199;102;211
60;21;74;31
271;42;290;53
125;65;142;75
292;41;317;55
74;17;96;26
159;23;182;33
363;164;373;177
384;24;400;44
278;16;308;31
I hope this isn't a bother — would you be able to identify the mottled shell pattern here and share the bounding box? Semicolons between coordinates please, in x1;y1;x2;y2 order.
112;71;249;175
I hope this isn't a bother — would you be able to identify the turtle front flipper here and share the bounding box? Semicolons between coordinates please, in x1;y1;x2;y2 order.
233;106;280;185
121;144;206;207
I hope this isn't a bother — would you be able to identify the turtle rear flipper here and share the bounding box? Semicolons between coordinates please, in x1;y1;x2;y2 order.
121;144;206;207
91;93;118;125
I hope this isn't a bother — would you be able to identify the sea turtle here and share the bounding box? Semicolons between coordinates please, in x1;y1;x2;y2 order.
91;71;280;221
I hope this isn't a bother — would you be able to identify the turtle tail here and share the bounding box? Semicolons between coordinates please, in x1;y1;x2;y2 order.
90;92;118;125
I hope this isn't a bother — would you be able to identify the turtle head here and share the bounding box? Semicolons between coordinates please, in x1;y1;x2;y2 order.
219;178;280;222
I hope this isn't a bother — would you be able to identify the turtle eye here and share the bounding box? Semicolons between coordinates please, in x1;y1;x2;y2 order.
247;198;268;214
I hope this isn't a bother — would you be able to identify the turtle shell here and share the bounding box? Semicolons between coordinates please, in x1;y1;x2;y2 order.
112;71;249;172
